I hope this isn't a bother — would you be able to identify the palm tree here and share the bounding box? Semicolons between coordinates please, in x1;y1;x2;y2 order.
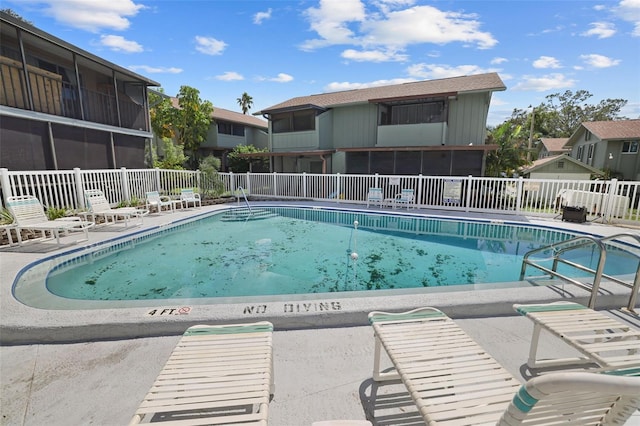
236;92;253;115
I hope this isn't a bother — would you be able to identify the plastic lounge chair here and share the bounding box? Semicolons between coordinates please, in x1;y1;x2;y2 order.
145;191;181;213
514;301;640;369
6;195;94;245
180;188;201;208
130;322;274;425
83;189;148;227
366;187;383;208
392;188;414;209
369;307;640;425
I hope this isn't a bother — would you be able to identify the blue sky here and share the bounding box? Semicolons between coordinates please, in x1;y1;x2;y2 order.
6;0;640;125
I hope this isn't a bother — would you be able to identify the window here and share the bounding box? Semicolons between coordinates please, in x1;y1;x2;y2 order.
587;144;594;164
217;121;245;136
379;101;445;125
622;140;639;154
271;110;316;133
576;145;584;161
585;130;592;141
557;161;564;169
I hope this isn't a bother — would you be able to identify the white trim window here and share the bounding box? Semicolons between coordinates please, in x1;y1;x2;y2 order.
622;140;639;154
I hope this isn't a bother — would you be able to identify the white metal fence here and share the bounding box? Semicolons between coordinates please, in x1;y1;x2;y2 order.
1;168;639;225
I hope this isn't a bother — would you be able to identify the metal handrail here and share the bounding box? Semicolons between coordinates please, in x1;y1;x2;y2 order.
236;186;252;215
520;233;640;311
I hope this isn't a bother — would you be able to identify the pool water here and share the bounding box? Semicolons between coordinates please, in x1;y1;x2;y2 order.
37;207;636;302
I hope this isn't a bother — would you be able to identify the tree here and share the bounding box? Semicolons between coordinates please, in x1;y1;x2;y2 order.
227;144;269;172
149;86;213;170
153;137;187;170
236;92;253;115
1;9;33;25
485;121;531;177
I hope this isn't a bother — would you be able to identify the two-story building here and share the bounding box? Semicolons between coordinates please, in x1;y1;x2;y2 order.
0;11;159;171
252;73;505;175
564;119;640;180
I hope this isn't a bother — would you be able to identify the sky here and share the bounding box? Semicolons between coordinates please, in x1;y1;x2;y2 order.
5;0;640;126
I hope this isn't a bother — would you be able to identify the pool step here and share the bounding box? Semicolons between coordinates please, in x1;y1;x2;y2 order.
220;207;278;222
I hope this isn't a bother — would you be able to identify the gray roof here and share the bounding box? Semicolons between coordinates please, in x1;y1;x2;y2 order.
169;98;267;129
540;138;570;152
256;72;505;114
566;119;640;146
521;154;603;176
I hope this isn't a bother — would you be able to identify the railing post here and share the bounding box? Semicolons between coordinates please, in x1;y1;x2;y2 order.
515;176;524;214
155;168;161;192
374;173;379;188
336;173;341;204
302;172;307;198
245;172;252;195
229;172;235;194
416;174;423;208
272;172;277;197
465;175;473;212
0;168;12;206
196;170;201;192
73;167;85;209
121;167;131;202
602;178;618;223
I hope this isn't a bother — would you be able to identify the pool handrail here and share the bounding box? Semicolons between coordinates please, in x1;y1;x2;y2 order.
236;186;252;216
520;233;640;312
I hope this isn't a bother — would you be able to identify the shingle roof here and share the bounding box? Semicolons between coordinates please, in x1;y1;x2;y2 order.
582;119;640;140
540;138;570;152
521;154;603;175
169;98;267;129
256;72;505;114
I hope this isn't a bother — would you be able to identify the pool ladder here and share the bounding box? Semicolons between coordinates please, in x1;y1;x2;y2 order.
236;186;252;216
520;233;640;312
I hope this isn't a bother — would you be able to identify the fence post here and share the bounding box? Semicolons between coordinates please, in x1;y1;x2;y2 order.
155;168;161;192
121;167;131;202
374;173;379;188
416;174;423;208
73;167;85;209
302;172;307;198
0;168;11;206
272;172;277;197
196;170;201;192
515;176;524;215
229;172;235;194
465;175;473;212
603;178;619;223
245;172;252;194
336;173;341;204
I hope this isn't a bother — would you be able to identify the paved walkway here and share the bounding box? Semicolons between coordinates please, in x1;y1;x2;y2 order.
1;202;638;425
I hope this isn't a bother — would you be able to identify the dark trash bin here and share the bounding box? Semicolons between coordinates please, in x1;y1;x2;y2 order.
562;206;587;223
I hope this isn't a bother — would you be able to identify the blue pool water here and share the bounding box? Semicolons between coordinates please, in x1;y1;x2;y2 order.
14;206;637;308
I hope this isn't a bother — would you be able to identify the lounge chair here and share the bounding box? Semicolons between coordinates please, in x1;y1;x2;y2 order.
366;187;383;208
130;322;274;425
514;301;640;369
145;191;181;213
6;195;94;245
180;188;202;208
392;188;414;209
369;307;640;425
82;189;148;227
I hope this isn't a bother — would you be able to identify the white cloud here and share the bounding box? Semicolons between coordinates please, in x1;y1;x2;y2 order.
128;65;182;74
341;49;407;62
490;57;508;65
406;64;500;79
301;2;496;54
259;73;294;83
194;36;227;55
580;53;621;67
532;56;562;69
582;22;617;38
21;0;145;32
99;34;143;53
215;72;244;81
254;8;272;24
617;0;640;36
512;73;577;91
325;78;416;92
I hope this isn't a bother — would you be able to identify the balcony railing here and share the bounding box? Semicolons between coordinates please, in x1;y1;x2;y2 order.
0;56;148;131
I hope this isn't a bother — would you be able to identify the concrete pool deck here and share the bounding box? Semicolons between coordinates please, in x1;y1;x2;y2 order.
1;202;639;424
0;201;638;344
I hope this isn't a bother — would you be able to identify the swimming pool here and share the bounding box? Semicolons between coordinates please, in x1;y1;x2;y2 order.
13;206;637;309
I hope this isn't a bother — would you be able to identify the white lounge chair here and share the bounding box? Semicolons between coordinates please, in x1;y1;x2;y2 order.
369;307;640;425
366;187;383;208
6;195;94;245
514;301;640;369
82;189;148;228
392;188;414;209
180;188;201;208
145;191;181;213
130;322;274;425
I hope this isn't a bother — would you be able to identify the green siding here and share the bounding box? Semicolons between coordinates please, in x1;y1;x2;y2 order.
331;104;378;148
447;93;490;145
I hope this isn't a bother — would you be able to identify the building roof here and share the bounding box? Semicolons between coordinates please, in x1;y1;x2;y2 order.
540;138;570;152
255;72;505;115
521;154;603;176
1;11;160;87
582;119;640;140
169;98;267;129
566;119;640;146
